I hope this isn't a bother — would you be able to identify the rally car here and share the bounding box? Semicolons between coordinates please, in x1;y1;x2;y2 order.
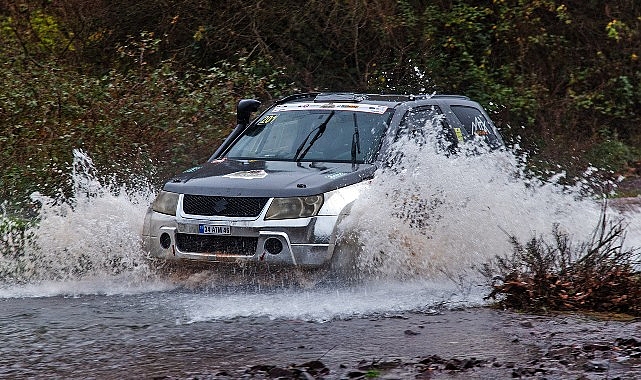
142;92;503;270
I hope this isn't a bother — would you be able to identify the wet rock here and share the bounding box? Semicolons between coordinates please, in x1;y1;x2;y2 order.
386;314;409;320
583;342;611;352
416;356;486;372
510;366;545;377
244;362;328;379
616;337;641;347
345;370;368;379
519;321;534;328
268;367;295;378
583;359;610;372
247;364;275;373
404;329;420;335
298;372;315;380
545;346;574;359
357;358;402;371
296;360;329;377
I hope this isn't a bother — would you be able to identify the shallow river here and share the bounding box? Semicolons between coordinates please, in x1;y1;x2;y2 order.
0;280;507;379
2;149;641;379
3;280;641;379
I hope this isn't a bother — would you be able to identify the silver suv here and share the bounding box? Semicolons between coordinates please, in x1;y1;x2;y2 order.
142;93;503;269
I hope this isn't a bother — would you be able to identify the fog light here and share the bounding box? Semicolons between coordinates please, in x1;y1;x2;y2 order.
264;238;283;255
160;233;172;249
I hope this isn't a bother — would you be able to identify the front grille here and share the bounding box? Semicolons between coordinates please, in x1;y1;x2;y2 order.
176;233;258;256
182;195;269;217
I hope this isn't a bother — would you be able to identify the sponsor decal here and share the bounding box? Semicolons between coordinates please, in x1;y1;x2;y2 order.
257;114;278;124
272;103;388;114
222;170;268;179
325;172;349;180
471;115;490;136
183;166;201;173
454;127;464;142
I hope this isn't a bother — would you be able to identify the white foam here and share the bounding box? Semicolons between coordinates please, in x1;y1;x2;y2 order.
0;150;161;295
341;138;641;280
182;280;484;323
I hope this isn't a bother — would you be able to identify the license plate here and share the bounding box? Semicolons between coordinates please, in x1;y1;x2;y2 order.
198;224;231;235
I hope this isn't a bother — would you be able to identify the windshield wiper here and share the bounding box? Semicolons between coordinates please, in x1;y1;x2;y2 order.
351;113;361;165
294;111;335;162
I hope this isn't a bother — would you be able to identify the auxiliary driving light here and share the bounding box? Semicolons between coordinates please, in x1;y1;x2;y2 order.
159;233;172;249
264;237;283;255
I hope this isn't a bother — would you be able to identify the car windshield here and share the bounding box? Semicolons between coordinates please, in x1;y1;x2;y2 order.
225;103;394;163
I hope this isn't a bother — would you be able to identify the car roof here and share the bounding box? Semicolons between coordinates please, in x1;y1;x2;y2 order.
274;92;473;109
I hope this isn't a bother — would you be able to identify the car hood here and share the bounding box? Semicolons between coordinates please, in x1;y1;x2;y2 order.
162;159;377;197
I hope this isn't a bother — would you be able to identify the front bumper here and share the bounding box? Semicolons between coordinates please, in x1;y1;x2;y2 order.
141;209;339;267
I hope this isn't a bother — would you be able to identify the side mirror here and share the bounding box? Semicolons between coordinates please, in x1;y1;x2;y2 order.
237;99;261;126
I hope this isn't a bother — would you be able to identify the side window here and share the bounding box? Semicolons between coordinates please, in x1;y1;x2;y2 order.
450;105;500;148
398;105;459;153
398;106;440;141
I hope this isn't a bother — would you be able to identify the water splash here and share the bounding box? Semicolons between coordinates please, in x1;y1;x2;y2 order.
0;150;168;295
341;137;641;280
1;143;639;323
182;280;486;323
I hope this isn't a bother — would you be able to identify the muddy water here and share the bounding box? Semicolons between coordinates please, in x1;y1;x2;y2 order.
3;288;641;379
0;291;524;379
1;148;641;378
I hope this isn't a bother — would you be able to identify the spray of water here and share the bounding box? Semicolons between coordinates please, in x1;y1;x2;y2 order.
341;136;641;281
0;150;172;296
0;141;639;322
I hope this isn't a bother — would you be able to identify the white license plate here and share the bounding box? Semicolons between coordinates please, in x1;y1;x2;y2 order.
198;224;231;235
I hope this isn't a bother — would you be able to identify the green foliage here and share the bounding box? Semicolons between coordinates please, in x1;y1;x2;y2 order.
2;0;641;211
365;369;381;378
588;140;639;173
0;8;75;60
0;28;290;207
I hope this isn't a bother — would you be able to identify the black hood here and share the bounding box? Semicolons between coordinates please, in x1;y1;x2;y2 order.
163;159;377;197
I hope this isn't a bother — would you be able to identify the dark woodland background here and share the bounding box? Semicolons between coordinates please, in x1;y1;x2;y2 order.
2;1;641;207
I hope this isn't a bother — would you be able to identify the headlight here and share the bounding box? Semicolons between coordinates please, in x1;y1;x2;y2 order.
151;190;179;216
265;195;324;220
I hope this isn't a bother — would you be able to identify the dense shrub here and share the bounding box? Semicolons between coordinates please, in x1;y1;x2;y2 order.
483;203;641;315
0;42;289;208
2;1;641;208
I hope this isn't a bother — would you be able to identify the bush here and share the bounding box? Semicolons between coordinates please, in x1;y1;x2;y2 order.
0;42;290;210
586;138;640;173
0;211;38;282
482;202;641;315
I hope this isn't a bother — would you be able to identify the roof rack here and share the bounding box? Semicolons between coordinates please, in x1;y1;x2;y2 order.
273;92;471;105
315;93;471;102
314;93;367;102
274;93;319;104
426;94;470;100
